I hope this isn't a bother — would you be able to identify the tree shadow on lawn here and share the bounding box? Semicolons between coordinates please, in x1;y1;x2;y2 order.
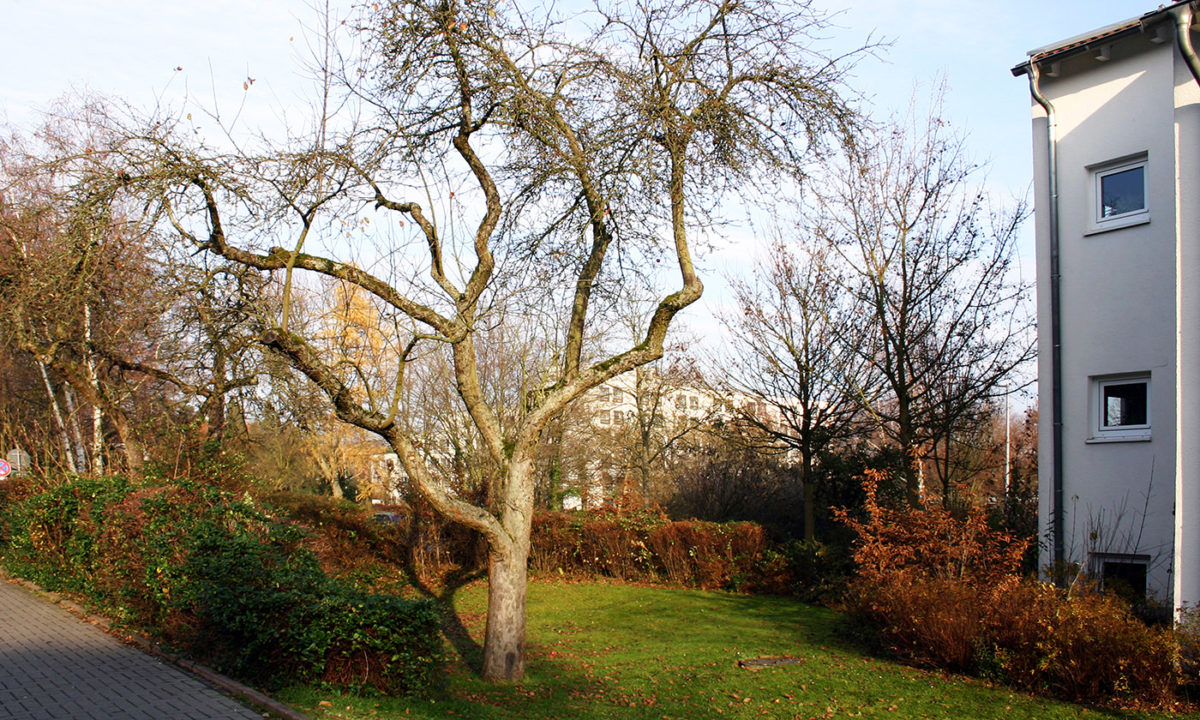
395;543;487;675
428;584;824;718
291;582;1138;720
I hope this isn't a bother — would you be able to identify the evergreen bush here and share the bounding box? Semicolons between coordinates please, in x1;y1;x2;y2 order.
0;475;442;695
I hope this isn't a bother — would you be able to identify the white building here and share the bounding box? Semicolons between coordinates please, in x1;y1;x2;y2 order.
557;370;792;509
584;371;786;429
1013;2;1200;608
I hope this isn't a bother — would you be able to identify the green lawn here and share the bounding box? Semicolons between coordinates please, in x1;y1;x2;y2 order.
277;580;1185;720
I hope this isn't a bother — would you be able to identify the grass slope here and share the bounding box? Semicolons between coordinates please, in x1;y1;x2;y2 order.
279;581;1175;720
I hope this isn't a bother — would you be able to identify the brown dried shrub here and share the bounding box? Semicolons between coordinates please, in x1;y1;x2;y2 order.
846;576;989;670
528;506;785;591
982;582;1178;707
834;469;1028;587
839;470;1182;710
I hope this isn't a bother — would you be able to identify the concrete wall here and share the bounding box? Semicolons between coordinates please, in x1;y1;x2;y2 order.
1032;32;1181;602
1172;23;1200;608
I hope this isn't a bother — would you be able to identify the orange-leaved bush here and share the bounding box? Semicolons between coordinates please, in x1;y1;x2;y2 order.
836;469;1183;710
834;468;1028;586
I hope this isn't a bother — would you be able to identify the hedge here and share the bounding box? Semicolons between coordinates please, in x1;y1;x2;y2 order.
0;475;442;695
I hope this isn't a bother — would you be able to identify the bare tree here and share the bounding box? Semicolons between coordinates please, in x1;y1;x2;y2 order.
819;101;1034;504
572;354;712;504
92;0;862;681
0;111;280;475
566;293;715;504
0;121;165;473
145;256;268;445
720;238;875;540
616;358;711;501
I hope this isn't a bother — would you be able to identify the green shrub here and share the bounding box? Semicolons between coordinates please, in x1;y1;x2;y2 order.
180;519;327;684
779;539;853;603
90;483;260;623
0;475;133;593
317;588;444;695
179;516;443;692
0;475;443;695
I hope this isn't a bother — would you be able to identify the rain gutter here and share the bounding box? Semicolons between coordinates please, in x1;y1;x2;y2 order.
1166;3;1200;87
1023;63;1066;577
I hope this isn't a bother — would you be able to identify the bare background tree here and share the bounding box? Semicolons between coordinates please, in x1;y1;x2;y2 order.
818;101;1034;504
719;238;876;540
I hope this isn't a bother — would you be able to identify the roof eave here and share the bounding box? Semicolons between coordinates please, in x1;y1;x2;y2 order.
1011;1;1196;77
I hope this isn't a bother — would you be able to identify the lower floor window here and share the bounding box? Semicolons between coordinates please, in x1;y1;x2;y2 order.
1091;374;1150;441
1103;381;1147;427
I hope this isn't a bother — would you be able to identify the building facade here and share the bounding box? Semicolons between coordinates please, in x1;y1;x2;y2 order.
1014;2;1200;608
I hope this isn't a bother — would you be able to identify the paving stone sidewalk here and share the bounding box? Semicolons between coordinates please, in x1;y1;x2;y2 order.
0;578;265;720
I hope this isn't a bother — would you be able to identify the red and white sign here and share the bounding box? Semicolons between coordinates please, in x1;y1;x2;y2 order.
0;459;9;479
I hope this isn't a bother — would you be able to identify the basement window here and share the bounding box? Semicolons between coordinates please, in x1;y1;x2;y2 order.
1090;553;1150;603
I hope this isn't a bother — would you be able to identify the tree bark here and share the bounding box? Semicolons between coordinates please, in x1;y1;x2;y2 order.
60;385;89;472
897;395;921;506
204;348;229;442
90;401;104;475
38;362;78;474
481;545;528;682
84;303;105;474
44;356;143;473
803;479;816;542
107;411;144;473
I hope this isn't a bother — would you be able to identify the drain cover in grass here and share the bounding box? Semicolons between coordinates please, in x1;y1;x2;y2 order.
737;657;804;671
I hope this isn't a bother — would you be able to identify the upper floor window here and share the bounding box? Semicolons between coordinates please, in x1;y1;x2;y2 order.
1099;164;1145;219
1087;155;1149;234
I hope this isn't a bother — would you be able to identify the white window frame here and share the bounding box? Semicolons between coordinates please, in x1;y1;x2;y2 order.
1087;552;1151;600
1085;154;1149;235
1088;373;1151;443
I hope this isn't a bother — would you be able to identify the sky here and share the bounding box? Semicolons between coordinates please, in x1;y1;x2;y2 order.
0;0;1160;356
0;0;1155;189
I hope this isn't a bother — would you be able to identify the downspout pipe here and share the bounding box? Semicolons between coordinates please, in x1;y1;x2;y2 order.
1027;62;1066;580
1173;3;1200;87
